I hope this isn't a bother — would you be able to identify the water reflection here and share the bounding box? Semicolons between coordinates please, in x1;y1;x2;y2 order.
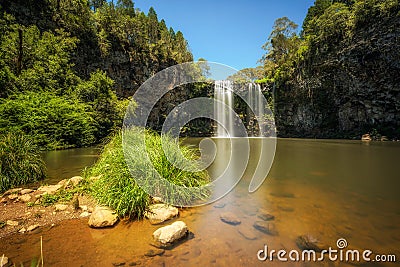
1;139;399;266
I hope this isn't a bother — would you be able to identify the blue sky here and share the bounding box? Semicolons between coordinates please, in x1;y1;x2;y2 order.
134;0;315;71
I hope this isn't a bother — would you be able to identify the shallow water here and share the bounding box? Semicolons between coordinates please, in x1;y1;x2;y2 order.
42;147;100;184
1;139;399;266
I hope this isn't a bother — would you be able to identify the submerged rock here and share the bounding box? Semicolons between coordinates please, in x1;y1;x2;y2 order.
237;226;258;240
152;221;188;248
213;203;226;209
257;212;275;221
253;221;278;236
270;192;295;198
295;235;324;252
88;206;118;228
145;204;179;224
220;212;241;225
145;248;165;257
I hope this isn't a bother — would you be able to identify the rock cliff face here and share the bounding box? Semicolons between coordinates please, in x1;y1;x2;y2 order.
275;14;400;139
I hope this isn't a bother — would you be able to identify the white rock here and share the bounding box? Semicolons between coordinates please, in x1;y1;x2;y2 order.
18;194;32;203
3;188;22;196
80;211;90;218
55;204;68;212
20;189;34;195
37;184;62;195
8;194;18;200
69;176;83;186
19;228;26;233
57;179;69;188
145;204;179;224
0;255;9;267
6;220;18;226
88;206;118;228
152;221;188;247
27;224;39;232
152;197;163;204
79;205;88;211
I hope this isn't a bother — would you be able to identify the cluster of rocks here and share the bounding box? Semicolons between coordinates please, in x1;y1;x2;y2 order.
87;202;189;254
0;176;94;236
1;176;84;205
218;209;278;240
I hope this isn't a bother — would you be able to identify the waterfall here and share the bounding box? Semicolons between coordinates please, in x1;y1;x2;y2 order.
214;80;234;137
247;83;263;137
214;81;264;137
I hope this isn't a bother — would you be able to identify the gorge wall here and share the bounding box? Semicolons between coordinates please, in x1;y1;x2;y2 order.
273;2;400;140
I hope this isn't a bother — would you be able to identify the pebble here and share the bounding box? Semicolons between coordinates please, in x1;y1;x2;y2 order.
80;211;90;217
6;220;19;226
0;197;6;203
0;255;9;267
55;204;68;212
213;203;226;208
8;194;18;200
79;205;88;211
3;188;22;195
19;228;26;233
18;194;32;203
27;224;39;232
20;189;34;195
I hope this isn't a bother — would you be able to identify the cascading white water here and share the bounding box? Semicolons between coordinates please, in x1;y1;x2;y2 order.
247;83;263;137
214;80;234;137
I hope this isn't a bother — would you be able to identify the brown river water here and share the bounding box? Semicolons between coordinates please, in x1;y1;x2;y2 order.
1;138;399;266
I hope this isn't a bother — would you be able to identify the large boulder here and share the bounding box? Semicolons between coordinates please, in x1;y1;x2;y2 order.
145;204;179;224
152;221;188;248
88;206;119;228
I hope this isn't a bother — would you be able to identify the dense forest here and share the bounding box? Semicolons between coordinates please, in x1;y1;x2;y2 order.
0;0;193;149
0;0;399;149
257;0;399;139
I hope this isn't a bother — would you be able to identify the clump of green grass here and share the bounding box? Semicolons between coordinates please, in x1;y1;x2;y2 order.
85;128;210;219
0;132;46;193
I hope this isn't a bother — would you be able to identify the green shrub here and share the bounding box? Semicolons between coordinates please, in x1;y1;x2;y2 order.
86;128;210;219
0;91;96;150
0;132;46;193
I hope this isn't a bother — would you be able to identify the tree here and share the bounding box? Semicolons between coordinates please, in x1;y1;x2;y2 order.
262;17;299;65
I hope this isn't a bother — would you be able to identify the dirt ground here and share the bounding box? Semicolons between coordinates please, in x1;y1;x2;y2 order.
0;189;96;239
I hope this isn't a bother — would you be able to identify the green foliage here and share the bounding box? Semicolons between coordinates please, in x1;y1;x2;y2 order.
0;132;46;193
74;70;126;140
0;91;96;150
86;129;209;219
